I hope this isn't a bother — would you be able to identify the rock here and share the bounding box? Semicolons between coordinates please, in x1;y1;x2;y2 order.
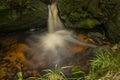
104;0;120;43
57;0;120;43
57;0;101;28
106;18;120;43
0;0;47;32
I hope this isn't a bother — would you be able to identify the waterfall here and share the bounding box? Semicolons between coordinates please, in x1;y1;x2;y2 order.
27;2;97;67
48;2;64;33
47;2;97;48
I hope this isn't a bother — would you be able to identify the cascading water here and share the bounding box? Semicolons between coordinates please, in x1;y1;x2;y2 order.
45;2;97;49
27;1;97;68
48;2;64;33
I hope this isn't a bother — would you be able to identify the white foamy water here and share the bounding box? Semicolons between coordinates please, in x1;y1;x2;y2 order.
27;2;97;67
48;2;64;33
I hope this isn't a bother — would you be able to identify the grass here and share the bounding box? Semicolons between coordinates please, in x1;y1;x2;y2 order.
17;72;23;80
88;47;115;79
41;65;69;80
87;44;120;80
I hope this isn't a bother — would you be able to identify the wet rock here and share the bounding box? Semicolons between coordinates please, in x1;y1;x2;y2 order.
0;0;47;32
57;0;120;42
106;17;120;43
57;0;101;28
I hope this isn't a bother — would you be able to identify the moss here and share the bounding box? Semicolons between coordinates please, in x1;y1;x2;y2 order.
106;21;120;43
0;0;47;32
57;0;120;42
79;19;100;29
57;0;102;28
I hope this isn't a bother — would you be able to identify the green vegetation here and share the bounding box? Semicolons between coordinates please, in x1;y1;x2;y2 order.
17;43;120;80
87;46;120;79
17;72;23;80
41;65;68;80
57;0;120;42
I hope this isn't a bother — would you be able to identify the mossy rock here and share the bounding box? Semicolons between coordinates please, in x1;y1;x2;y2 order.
105;0;120;43
106;18;120;43
0;0;47;32
57;0;120;42
57;0;101;28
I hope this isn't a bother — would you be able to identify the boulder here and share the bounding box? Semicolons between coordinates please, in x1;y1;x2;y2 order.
0;0;47;32
57;0;120;43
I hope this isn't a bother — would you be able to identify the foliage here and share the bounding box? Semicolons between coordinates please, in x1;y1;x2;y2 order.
24;65;70;80
71;66;85;80
22;65;85;80
87;46;120;79
42;65;68;80
17;72;23;80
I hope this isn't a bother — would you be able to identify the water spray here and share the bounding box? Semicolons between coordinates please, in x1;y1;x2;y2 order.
27;1;97;67
39;1;97;65
46;1;97;49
